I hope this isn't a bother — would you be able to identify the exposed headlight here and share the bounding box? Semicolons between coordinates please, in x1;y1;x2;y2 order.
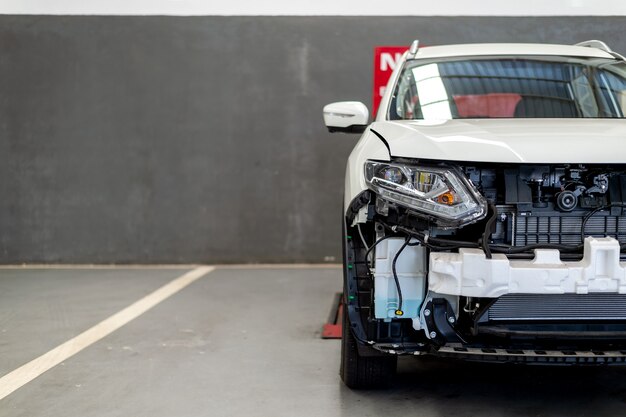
364;161;487;227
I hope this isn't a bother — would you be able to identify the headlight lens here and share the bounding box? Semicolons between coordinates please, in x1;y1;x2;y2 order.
364;161;487;227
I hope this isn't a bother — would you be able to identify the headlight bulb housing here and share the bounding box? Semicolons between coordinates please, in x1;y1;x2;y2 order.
365;161;487;227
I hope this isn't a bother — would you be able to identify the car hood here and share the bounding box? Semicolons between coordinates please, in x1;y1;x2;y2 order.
370;119;626;163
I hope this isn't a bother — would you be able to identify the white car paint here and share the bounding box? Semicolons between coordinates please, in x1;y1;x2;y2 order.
406;42;613;61
343;128;390;211
370;118;626;163
323;102;369;130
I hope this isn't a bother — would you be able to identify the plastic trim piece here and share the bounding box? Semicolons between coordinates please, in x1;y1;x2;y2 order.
575;40;613;53
436;345;626;364
407;39;420;59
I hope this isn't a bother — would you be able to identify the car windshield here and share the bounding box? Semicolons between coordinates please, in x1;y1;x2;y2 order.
389;56;626;120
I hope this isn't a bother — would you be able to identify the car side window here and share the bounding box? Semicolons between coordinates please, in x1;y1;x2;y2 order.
392;68;419;120
595;68;626;118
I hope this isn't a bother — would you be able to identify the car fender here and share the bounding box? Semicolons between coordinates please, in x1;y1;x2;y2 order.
344;128;390;214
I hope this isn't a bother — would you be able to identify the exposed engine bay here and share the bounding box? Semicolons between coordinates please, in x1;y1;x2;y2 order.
369;162;626;257
466;163;626;249
346;161;626;363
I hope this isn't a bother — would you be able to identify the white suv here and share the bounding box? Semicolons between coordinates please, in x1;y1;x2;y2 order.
325;41;626;389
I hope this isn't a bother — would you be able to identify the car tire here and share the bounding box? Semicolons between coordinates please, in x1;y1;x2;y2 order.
340;301;397;389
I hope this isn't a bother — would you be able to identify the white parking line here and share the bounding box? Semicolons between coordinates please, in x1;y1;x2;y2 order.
0;266;215;400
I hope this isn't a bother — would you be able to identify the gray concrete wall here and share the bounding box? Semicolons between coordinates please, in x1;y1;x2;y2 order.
1;16;625;263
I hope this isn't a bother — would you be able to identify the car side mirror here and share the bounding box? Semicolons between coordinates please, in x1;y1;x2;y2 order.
323;101;369;133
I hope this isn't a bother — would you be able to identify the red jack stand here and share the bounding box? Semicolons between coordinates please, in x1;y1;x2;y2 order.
321;292;343;339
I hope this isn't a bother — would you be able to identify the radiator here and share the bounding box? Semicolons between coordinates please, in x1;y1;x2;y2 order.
487;293;626;321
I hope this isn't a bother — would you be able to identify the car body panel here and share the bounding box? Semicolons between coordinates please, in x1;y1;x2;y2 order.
370;118;626;163
344;129;390;212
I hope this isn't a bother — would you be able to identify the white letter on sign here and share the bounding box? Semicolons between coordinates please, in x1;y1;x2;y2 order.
380;53;403;71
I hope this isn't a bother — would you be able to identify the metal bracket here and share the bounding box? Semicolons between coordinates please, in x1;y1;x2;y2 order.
424;299;466;346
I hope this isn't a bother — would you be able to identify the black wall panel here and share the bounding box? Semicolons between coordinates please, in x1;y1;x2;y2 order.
0;16;624;263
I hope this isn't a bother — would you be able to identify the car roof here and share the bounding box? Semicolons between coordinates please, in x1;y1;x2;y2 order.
410;43;616;60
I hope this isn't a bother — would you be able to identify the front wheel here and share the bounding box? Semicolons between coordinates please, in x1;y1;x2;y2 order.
340;304;397;389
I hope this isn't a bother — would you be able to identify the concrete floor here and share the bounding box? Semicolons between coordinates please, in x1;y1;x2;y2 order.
2;266;626;417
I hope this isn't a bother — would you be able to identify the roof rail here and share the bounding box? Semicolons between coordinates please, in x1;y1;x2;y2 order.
407;40;420;59
575;40;613;53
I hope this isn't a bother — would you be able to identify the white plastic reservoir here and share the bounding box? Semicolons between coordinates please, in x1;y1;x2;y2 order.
374;238;427;319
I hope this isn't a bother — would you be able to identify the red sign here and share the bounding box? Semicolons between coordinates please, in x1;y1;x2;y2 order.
373;46;408;116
